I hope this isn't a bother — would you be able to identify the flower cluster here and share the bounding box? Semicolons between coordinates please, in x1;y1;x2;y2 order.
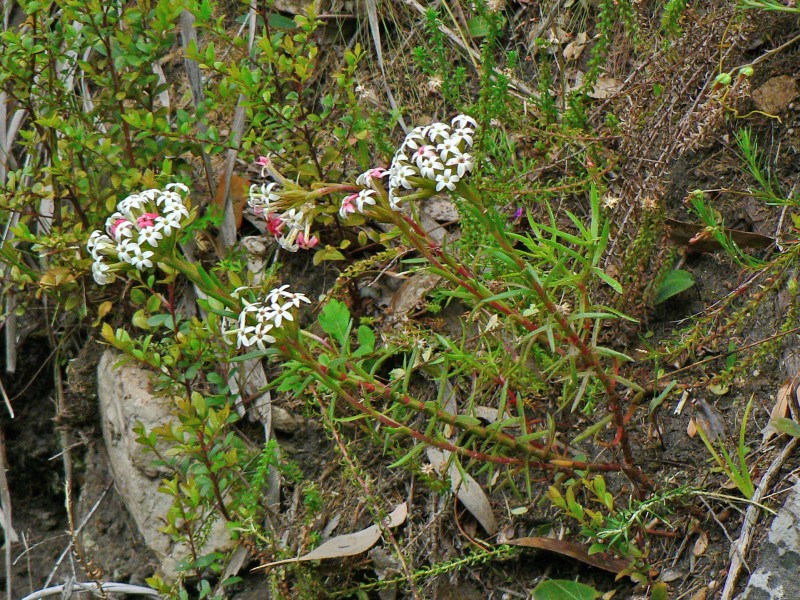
339;168;389;219
387;114;476;209
248;159;319;252
222;285;310;351
87;184;192;285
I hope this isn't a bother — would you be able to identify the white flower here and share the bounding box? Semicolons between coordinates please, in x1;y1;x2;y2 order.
356;168;389;189
427;122;451;142
138;227;164;248
163;201;190;220
282;208;305;230
451;114;477;129
356;189;377;212
446;153;474;178
282;291;311;308
435;169;459;192
269;301;296;328
278;228;300;252
437;137;462;161
155;213;182;237
453;127;474;147
394;164;416;190
401;131;427;152
92;258;114;285
88;231;115;258
166;182;189;195
129;245;155;270
418;157;444;180
247;322;276;351
118;193;146;213
412;146;437;168
266;284;292;305
116;240;137;263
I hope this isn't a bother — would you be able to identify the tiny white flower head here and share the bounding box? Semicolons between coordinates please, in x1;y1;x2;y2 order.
356;189;377;212
248;322;276;351
92;258;115;285
435;169;459;192
453;127;474;147
437;137;462;161
446;153;474;178
266;284;292;305
118;193;146;213
451;114;477;130
138;227;164;248
129;245;155;270
269;301;296;328
427;122;451;143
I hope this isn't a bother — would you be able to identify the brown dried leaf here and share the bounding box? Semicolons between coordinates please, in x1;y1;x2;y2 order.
427;448;498;534
258;503;407;568
761;380;792;444
693;398;727;442
563;32;588;61
588;76;623;99
687;417;697;438
665;218;775;253
388;272;442;322
505;536;630;574
692;530;709;557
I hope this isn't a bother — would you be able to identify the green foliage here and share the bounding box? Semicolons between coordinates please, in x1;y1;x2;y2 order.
655;269;696;304
532;579;601;600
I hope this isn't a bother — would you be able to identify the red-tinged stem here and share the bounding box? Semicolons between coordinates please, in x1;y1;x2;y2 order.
286;340;627;475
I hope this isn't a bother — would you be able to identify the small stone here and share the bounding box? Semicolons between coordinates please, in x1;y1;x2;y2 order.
752;75;798;114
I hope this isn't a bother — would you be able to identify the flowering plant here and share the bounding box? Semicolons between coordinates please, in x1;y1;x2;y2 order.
87;184;193;285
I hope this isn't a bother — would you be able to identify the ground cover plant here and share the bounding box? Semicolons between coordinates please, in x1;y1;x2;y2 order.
1;0;800;599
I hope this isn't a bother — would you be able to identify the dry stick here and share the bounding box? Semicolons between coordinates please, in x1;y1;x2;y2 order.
0;424;17;600
364;0;407;133
217;5;256;250
20;582;159;600
179;10;216;196
720;436;799;600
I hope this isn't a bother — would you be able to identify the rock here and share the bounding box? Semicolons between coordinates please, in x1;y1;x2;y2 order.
737;479;800;599
752;75;798;115
97;351;235;578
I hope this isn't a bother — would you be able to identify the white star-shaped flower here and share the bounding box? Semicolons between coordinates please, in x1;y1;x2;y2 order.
435;169;459;192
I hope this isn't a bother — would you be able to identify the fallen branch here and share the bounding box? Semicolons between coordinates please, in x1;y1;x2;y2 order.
720;436;799;600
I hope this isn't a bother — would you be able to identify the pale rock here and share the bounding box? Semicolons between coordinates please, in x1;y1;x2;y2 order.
97;351;234;578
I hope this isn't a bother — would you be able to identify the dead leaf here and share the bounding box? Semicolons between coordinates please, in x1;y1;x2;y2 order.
762;380;793;444
388;272;442;322
665;218;775;254
588;76;623;99
692;530;708;557
256;503;407;569
563;32;588;61
427;448;498;534
215;173;250;229
505;536;630;574
690;587;708;600
693;398;727;442
687;417;697;438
